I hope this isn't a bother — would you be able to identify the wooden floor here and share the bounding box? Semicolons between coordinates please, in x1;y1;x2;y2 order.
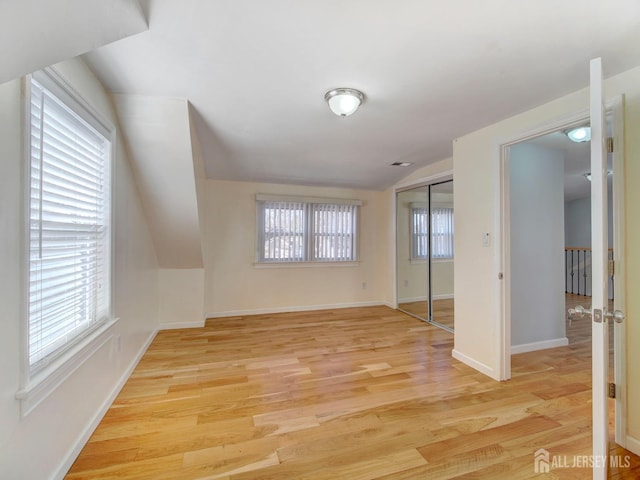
66;306;639;479
398;298;454;330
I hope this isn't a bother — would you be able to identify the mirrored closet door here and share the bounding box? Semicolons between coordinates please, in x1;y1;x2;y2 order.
396;180;454;332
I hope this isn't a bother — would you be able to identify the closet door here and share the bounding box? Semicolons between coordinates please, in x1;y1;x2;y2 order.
396;186;429;321
429;180;454;331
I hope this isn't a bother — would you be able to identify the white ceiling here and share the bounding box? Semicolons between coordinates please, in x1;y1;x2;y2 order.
83;0;640;190
0;0;147;84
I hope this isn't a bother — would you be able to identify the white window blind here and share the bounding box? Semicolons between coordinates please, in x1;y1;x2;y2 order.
431;207;454;259
410;206;454;260
411;206;428;259
28;74;112;372
257;196;359;263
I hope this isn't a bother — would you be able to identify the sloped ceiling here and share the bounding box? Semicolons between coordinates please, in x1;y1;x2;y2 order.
0;0;147;85
113;94;203;268
83;0;640;190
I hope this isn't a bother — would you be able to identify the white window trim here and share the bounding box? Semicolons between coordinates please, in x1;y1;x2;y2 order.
255;194;361;265
17;67;117;416
15;317;119;417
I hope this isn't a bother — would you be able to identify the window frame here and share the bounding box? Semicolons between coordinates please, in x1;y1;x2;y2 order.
16;67;117;416
255;194;361;265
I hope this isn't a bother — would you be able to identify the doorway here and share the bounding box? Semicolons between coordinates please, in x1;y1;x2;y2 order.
499;98;626;447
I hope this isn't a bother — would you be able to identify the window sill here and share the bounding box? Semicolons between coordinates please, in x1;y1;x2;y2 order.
254;261;361;269
15;317;119;417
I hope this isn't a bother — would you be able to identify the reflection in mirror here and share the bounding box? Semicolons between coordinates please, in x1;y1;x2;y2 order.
396;186;429;321
430;180;454;331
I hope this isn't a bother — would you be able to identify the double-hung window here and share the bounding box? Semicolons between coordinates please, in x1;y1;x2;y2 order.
26;70;112;376
256;195;360;263
410;206;454;260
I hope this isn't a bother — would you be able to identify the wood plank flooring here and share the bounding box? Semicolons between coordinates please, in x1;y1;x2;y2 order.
397;299;454;330
66;306;639;479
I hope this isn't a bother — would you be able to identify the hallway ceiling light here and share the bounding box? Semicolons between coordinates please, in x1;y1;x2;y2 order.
566;126;591;143
324;88;364;117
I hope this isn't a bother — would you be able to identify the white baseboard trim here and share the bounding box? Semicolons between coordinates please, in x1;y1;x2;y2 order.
511;337;569;354
433;294;454;300
398;296;428;303
452;349;497;380
159;320;205;330
206;301;386;319
626;435;640;456
52;328;158;480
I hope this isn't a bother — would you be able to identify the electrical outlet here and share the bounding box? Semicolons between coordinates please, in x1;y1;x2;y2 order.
361;282;367;290
403;280;408;287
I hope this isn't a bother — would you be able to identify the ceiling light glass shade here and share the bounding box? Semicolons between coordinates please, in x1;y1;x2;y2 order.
567;126;591;143
324;88;364;117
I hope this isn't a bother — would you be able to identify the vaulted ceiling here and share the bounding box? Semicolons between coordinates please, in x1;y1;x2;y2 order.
81;0;640;190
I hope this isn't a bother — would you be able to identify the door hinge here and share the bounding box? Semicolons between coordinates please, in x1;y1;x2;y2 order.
609;259;615;276
607;137;614;154
609;382;616;399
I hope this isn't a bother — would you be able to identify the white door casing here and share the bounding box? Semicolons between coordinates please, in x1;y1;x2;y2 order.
590;56;609;480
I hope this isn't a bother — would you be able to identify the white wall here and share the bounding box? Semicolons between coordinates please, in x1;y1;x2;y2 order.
509;143;566;350
453;64;640;447
565;196;592;248
0;58;159;479
112;94;203;269
158;268;205;329
565;191;614;248
204;180;389;316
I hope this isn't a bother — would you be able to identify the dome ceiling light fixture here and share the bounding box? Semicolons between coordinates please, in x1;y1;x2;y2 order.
324;88;365;117
566;126;591;143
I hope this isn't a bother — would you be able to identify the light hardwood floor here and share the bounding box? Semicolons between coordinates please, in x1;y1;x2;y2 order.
397;298;454;330
66;306;639;479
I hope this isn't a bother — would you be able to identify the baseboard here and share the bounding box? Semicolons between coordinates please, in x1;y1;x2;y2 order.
452;349;497;380
432;294;454;300
206;301;386;319
511;337;569;354
626;435;640;456
159;320;205;330
52;328;158;480
398;296;428;303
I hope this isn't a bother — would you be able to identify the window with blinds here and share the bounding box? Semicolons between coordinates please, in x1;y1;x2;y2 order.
256;195;360;263
28;71;112;373
410;206;454;260
431;207;454;259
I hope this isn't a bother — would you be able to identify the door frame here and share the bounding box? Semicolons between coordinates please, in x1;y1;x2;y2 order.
497;97;626;444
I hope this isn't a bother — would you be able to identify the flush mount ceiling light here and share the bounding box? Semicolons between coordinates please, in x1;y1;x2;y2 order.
566;126;591;143
391;161;413;167
324;88;364;117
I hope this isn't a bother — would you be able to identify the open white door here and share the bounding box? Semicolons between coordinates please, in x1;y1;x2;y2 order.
590;57;611;480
